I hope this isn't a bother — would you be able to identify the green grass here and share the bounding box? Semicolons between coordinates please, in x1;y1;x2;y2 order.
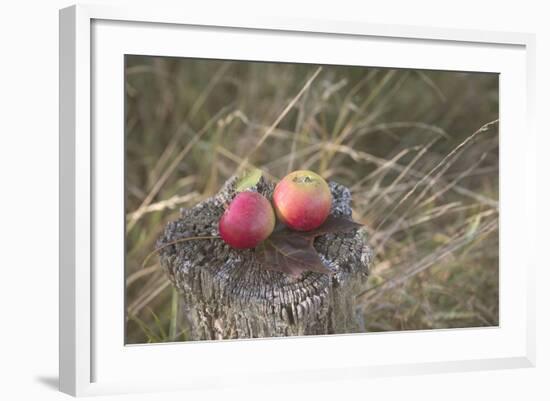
124;56;499;344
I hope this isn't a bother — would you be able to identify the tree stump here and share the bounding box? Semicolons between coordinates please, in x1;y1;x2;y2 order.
157;175;373;340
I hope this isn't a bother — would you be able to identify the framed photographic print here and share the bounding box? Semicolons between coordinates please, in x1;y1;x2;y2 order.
59;4;536;397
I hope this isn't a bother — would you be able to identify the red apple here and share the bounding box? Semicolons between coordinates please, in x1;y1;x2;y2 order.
273;170;332;231
219;191;275;249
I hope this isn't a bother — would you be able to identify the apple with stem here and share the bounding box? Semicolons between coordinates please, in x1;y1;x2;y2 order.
273;170;332;231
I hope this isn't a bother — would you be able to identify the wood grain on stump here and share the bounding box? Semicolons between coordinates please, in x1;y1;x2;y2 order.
157;176;373;341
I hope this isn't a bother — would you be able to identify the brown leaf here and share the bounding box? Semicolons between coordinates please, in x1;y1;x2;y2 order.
303;215;362;238
257;215;362;277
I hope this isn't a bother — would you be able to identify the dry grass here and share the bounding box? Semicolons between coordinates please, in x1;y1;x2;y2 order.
124;56;499;343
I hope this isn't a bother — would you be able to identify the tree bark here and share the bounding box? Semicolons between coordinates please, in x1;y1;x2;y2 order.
158;176;372;341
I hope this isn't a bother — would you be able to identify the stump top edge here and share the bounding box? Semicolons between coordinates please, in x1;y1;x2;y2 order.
157;175;372;306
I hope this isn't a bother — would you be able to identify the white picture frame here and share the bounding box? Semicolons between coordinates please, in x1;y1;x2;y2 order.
59;3;536;397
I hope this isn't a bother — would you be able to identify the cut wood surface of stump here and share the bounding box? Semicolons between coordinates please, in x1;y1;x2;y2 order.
157;175;373;341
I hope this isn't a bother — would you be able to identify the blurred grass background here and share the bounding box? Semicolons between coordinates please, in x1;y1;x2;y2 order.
124;55;499;344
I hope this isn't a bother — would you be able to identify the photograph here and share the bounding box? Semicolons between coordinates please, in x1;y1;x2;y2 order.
124;55;499;344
